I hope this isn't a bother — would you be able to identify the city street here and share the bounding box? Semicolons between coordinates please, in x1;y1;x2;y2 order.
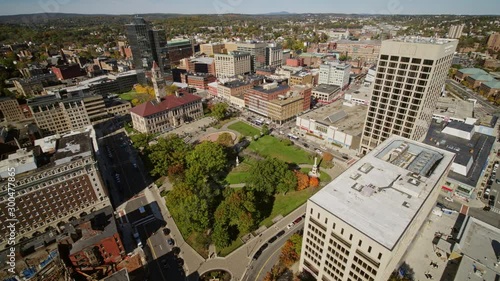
446;79;500;114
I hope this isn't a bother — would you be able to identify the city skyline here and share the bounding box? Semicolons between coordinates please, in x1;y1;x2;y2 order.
1;0;499;16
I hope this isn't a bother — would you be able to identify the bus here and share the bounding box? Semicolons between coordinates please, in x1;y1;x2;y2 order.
287;134;299;140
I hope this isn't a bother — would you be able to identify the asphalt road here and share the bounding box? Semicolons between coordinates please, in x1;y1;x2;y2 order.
245;221;304;281
437;195;500;228
446;79;500;114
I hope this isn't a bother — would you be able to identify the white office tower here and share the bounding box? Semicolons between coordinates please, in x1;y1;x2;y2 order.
360;37;458;154
318;61;351;89
299;136;455;281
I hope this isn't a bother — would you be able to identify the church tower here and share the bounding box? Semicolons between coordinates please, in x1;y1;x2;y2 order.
151;61;166;102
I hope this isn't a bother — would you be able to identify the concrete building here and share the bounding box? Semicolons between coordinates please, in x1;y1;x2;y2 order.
312;84;342;104
0;131;111;249
487;32;500;51
433;97;474;123
335;40;382;64
13;73;58;97
214;52;251;78
360;37;458;154
58;206;124;268
200;43;224;56
447;24;465;39
0;97;24;122
450;216;500;280
181;73;217;90
217;80;252;101
130;91;203;134
289;72;315;87
299;136;455;281
423;120;495;199
296;99;367;150
318;61;351;89
266;45;283;68
236;42;268;72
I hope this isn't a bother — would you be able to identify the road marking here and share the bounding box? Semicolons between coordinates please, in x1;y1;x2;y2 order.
255;245;281;281
147;236;157;259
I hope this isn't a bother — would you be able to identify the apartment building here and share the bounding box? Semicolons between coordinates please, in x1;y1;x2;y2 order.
487;32;500;51
299;136;455;281
214;52;251;78
448;24;465;39
266;45;283;68
360;37;458;154
130;91;203;134
335;40;382;64
0;97;24;122
318;61;351;89
0;132;111;249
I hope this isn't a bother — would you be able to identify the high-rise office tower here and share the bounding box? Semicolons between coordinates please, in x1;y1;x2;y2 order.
265;45;283;68
214;51;251;78
299;136;455;281
447;24;465;39
236;42;267;72
125;16;169;83
360;37;458;154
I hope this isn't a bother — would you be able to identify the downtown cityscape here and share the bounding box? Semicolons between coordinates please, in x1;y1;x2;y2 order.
1;1;500;281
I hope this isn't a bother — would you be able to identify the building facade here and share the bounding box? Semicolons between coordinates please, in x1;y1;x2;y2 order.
0;132;111;249
0;97;24;122
487;32;500;51
448;24;465;39
335;40;382;64
360;37;458;154
217;80;252;101
266;45;283;68
299;136;455;281
214;52;251;78
318;62;351;89
200;43;224;56
312;84;341;104
130;92;203;134
236;42;268;72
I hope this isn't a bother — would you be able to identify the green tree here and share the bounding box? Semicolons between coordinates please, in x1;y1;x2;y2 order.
276;170;297;194
212;221;231;248
186;141;228;178
166;183;210;233
130;133;154;150
212;102;228;120
148;135;191;176
261;124;270;135
247;158;295;195
216;132;234;147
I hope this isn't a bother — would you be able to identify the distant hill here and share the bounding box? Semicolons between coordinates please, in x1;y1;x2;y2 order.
263;11;292;15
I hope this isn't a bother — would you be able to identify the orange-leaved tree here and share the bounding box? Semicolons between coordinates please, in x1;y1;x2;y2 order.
309;177;319;187
294;170;310;191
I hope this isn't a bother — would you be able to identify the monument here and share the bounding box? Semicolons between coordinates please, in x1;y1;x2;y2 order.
308;157;319;178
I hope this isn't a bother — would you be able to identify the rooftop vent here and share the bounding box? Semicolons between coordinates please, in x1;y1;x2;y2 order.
350;173;361;180
402;201;410;208
359;163;373;174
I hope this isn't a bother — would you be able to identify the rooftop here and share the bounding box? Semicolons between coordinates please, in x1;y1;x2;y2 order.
220;80;251;88
129;92;202;117
423;120;495;187
336;39;382;45
469;74;495;82
458;68;489;76
434;97;474;121
309;136;455;250
454;216;500;280
313;84;341;94
391;36;457;45
190;57;214;65
299;99;367;136
52;132;93;166
252;83;290;95
483;80;500;89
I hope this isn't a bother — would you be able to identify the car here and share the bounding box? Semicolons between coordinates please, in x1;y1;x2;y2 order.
167;238;175;246
302;143;309;148
276;230;285;237
253;250;262;260
444;197;453;202
287;222;294;229
293;217;303;224
268;236;277;243
259;243;269;252
483;206;491;211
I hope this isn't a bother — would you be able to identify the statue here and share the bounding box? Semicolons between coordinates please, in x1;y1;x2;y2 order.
236;156;240;167
309;157;319;178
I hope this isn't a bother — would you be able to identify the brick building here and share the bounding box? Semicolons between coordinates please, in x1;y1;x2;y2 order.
217;80;252;101
181;73;217;90
51;64;85;80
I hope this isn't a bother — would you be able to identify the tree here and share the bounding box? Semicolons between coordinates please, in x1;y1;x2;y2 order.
148;135;191;176
186;141;228;179
165;183;210;233
279;240;299;267
212;221;231;249
247;158;291;195
322;152;333;163
166;84;178;95
212;102;228;120
289;233;302;256
295;171;310;191
216;132;234;147
130;133;154;150
309;177;319;187
261;124;270;135
276;170;297;194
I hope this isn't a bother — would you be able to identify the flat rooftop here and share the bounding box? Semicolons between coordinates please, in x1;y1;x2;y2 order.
434;97;474;121
313;84;341;94
423;120;495;187
298;99;367;136
52;132;93;166
454;216;500;280
309;136;455;250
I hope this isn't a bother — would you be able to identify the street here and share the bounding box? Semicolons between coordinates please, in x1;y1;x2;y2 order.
446;79;500;114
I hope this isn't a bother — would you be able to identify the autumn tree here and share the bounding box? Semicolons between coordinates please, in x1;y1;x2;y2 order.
280;240;300;267
295;171;310;191
322;151;333;162
216;132;234;147
309;177;319;187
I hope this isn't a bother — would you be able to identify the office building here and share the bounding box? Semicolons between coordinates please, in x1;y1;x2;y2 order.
290;72;315;87
318;61;351;89
13;73;58;97
0;132;111;249
360;37;458;154
125;17;169;82
217;80;252;101
130;91;203;134
312;84;342;104
266;45;283;68
299;136;455;281
167;39;194;66
214;52;251;78
236;42;268;72
51;64;85;81
180;56;216;75
0;97;24;122
447;24;465;39
335;40;382;64
181;73;217;90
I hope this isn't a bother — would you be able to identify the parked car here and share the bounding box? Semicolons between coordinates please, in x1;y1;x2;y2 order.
276;230;285;237
253;250;262;260
268;236;277;243
293;217;303;224
163;228;170;235
167;238;175;246
444;197;453;202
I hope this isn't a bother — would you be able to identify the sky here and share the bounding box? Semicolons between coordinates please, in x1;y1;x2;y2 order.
0;0;499;16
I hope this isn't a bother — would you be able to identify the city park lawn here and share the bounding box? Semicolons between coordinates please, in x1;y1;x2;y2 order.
224;159;256;184
227;121;260;136
248;135;312;164
300;168;332;184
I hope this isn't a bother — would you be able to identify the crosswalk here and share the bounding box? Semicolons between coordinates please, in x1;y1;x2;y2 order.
491;207;500;214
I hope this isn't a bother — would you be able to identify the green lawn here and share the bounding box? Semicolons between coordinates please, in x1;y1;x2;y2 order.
119;90;153;104
224;160;254;184
228;121;260;136
219;237;244;257
300;168;332;184
248;135;312;164
259;188;319;227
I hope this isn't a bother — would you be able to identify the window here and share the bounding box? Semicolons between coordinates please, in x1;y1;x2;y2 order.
349;234;353;241
378;253;382;260
368;246;372;253
358;240;362;247
341;228;344;235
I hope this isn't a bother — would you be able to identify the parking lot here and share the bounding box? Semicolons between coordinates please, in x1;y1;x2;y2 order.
481;160;500;212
